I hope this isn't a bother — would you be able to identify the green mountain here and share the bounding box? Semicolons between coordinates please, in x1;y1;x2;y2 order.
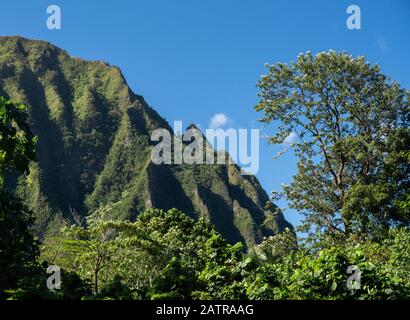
0;36;291;248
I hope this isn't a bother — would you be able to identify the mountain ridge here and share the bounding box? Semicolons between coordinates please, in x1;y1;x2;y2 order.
0;36;292;248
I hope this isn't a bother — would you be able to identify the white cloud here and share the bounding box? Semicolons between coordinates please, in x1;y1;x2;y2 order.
209;113;231;129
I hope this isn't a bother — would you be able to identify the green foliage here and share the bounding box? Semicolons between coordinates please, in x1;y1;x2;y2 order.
150;257;197;300
0;96;37;187
2;40;409;301
5;265;91;300
58;202;130;294
95;275;133;300
244;228;410;299
19;200;410;300
0;37;288;248
0;95;53;293
44;205;223;299
256;51;409;239
0;96;40;298
0;191;39;297
252;227;297;263
194;237;253;300
0;96;90;300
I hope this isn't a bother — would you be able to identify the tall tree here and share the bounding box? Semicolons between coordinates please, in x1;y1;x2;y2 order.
256;51;409;238
0;96;39;297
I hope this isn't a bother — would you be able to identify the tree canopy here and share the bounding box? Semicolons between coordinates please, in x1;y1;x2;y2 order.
256;51;409;239
0;96;37;188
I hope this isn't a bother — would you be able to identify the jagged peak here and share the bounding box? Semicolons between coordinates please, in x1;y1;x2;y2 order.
186;123;201;131
0;37;292;248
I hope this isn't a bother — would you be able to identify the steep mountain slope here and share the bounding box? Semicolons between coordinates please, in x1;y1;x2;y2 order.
0;36;291;248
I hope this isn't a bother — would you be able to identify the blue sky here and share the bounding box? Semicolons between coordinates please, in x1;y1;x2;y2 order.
1;0;409;229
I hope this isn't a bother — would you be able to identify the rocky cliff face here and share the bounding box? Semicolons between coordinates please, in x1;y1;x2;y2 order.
0;36;291;248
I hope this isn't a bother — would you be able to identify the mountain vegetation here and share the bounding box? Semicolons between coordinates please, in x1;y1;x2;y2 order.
0;38;409;300
0;36;291;248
